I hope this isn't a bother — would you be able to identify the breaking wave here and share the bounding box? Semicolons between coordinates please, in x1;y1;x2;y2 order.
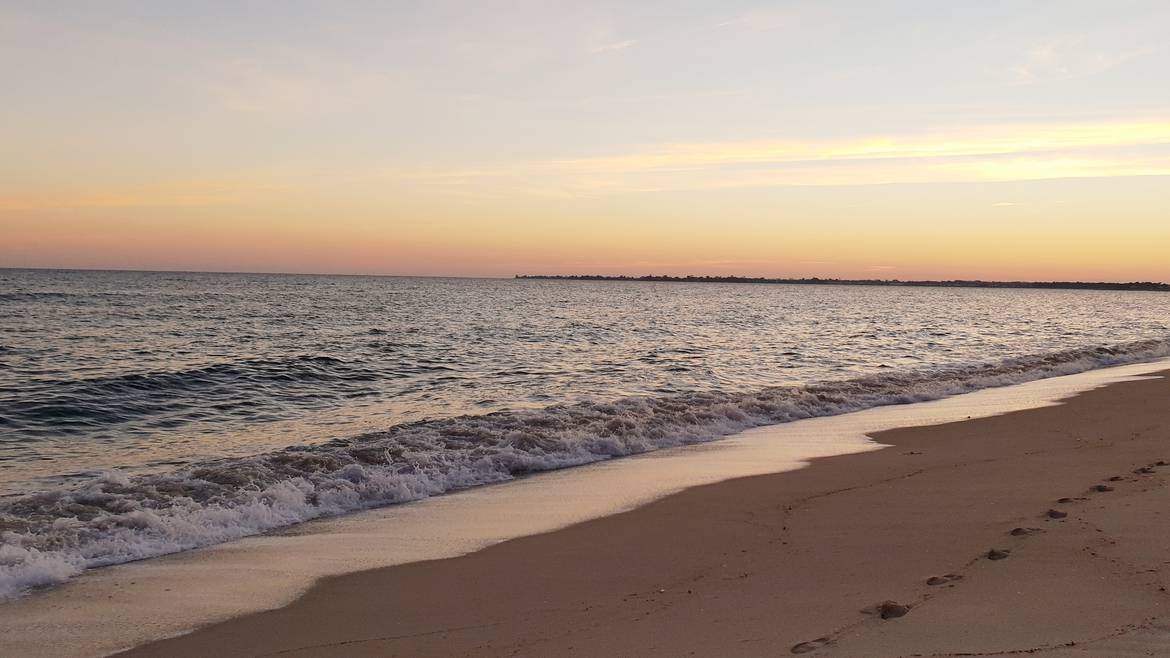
1;338;1168;599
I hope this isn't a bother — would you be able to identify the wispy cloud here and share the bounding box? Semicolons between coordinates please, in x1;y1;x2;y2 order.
381;120;1170;197
24;120;1170;210
716;8;801;32
591;39;636;54
1009;36;1155;84
552;122;1170;173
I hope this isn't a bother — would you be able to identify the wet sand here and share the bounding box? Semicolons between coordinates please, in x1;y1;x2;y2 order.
123;371;1170;657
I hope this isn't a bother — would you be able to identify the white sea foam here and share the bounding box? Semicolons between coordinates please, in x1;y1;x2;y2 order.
2;338;1168;599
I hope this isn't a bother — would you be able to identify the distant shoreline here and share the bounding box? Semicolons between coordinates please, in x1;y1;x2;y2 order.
516;274;1170;292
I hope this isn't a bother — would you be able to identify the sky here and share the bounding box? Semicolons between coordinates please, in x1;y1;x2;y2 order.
2;1;1169;281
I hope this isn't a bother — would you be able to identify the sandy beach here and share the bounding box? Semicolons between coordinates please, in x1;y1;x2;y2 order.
115;370;1170;657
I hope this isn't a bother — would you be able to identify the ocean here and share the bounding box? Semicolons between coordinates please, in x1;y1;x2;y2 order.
2;268;1169;598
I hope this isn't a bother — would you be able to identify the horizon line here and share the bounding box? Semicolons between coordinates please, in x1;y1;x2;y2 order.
0;266;507;280
2;266;1168;288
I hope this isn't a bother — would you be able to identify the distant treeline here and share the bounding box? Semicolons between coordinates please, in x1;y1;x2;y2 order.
515;274;1170;292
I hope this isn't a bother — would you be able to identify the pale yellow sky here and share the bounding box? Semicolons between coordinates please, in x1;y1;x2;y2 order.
2;2;1168;280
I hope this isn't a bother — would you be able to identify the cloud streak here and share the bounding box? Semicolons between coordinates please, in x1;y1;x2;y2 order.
387;120;1170;197
1009;36;1156;85
716;7;802;32
591;39;635;54
14;121;1170;211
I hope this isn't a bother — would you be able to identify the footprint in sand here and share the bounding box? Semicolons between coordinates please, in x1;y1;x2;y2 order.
879;601;910;619
1009;527;1042;536
987;548;1011;560
860;600;911;619
926;574;963;586
791;637;833;654
1046;509;1068;519
1090;484;1114;492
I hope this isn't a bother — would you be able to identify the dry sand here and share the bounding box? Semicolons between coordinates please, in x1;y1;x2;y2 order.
121;371;1170;657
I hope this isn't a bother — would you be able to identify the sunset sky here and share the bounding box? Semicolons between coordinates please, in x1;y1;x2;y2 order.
2;1;1169;280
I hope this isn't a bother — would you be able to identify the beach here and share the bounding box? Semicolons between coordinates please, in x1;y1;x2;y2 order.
7;3;1170;656
115;369;1170;657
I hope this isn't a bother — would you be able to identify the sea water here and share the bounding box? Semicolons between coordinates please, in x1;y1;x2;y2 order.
2;268;1169;598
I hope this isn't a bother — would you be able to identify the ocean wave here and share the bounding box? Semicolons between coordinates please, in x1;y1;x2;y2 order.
0;292;78;302
1;338;1168;599
0;356;384;433
0;289;244;304
0;291;147;303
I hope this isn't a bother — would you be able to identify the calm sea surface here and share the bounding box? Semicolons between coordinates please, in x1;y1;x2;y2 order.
1;268;1168;597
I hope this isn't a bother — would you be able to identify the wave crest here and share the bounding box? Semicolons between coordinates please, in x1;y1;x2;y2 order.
0;355;384;433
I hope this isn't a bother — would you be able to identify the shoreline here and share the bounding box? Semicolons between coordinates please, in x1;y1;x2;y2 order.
120;368;1170;657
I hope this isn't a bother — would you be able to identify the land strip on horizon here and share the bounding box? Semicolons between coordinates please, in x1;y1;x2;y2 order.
517;274;1170;292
